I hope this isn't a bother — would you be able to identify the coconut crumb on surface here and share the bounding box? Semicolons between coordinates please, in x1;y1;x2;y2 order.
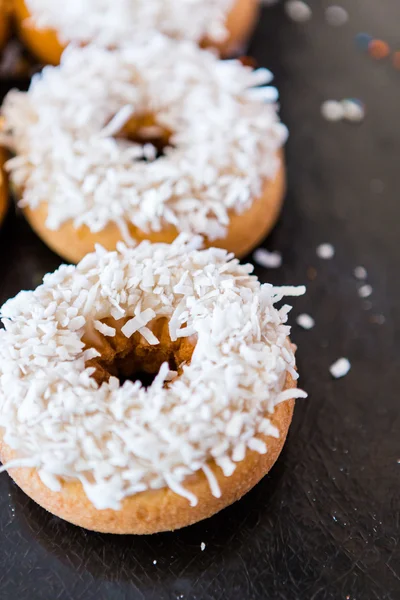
296;314;315;330
341;99;365;122
200;542;206;551
253;248;282;269
354;266;367;280
321;100;344;122
325;6;349;27
321;99;365;123
285;1;312;23
316;243;335;259
358;284;372;298
330;358;351;379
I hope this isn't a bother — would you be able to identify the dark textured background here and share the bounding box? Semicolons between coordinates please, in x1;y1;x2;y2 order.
0;1;399;598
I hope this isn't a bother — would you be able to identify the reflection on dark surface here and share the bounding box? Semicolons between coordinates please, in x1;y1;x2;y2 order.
6;456;288;592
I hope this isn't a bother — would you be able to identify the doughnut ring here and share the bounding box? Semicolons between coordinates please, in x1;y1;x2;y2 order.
0;236;306;533
1;37;287;262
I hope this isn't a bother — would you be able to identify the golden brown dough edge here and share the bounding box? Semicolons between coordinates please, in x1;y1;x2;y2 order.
14;0;259;65
211;0;260;57
0;374;295;534
21;158;285;264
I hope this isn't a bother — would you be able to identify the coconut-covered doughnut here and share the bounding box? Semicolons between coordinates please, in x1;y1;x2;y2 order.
0;236;306;534
14;0;259;64
1;36;287;263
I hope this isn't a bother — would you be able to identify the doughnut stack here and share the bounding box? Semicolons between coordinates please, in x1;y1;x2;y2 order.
0;1;307;534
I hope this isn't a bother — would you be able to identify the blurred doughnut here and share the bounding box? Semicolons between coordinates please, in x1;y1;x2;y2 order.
1;36;287;262
14;0;259;64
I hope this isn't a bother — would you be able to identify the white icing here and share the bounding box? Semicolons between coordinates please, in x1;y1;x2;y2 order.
25;0;234;46
1;37;287;241
0;236;305;509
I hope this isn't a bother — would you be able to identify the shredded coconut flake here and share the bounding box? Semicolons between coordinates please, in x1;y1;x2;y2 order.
330;357;351;379
24;0;234;45
200;542;206;551
94;320;116;337
253;248;282;269
2;38;286;242
0;236;304;510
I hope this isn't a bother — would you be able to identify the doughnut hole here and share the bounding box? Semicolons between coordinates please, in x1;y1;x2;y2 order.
113;113;173;159
84;317;195;388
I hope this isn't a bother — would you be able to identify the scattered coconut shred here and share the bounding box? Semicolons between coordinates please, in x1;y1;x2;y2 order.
0;236;306;510
296;313;315;330
330;357;351;379
358;284;372;298
285;1;312;23
325;5;349;27
321;99;365;123
316;243;335;260
24;0;235;46
1;36;287;242
354;266;367;280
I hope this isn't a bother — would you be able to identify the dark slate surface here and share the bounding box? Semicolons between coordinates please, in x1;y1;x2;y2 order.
0;1;399;598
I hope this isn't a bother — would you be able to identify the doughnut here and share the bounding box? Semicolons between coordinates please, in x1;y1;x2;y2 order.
1;37;287;263
14;0;259;65
0;236;306;534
